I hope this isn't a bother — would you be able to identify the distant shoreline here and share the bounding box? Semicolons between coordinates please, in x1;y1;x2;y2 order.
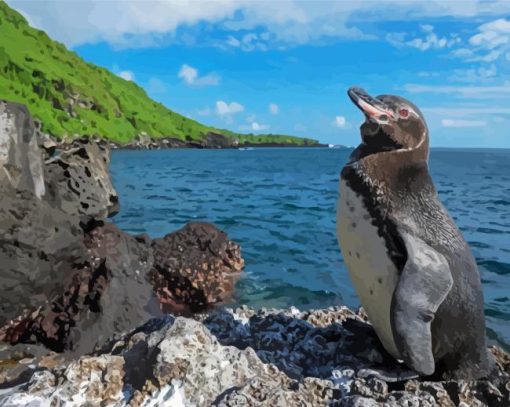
104;136;330;150
51;134;330;152
109;144;510;152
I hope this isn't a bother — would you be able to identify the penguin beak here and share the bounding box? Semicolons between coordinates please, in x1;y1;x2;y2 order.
348;87;394;122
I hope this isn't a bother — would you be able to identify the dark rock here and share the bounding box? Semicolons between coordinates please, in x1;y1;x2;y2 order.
37;134;57;158
68;221;161;356
0;184;86;328
149;222;244;314
0;221;243;357
203;132;238;149
0;104;123;351
0;101;244;359
43;137;119;219
161;137;189;148
119;132;239;150
0;221;161;356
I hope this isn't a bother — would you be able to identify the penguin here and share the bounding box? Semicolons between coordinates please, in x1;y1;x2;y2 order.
336;86;494;380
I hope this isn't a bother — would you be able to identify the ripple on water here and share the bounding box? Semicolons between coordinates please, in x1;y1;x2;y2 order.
110;147;510;350
478;259;510;276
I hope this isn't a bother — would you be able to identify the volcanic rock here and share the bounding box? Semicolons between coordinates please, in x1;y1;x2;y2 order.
0;307;508;406
0;183;86;328
150;222;244;314
0;220;244;356
0;101;45;198
43;137;119;219
0;101;244;359
202;132;238;149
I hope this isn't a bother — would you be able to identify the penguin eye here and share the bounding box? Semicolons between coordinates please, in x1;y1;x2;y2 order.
399;108;409;119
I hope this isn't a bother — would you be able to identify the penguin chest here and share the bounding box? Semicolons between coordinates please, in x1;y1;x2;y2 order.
336;179;400;358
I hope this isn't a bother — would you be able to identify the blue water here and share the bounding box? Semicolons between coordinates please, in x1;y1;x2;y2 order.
110;147;510;350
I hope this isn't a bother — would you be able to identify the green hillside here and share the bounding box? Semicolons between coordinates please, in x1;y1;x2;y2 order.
0;1;318;146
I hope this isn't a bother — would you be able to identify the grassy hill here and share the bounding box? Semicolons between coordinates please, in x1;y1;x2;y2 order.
0;2;318;146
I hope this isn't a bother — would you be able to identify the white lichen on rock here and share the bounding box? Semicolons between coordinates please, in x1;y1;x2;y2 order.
0;307;508;406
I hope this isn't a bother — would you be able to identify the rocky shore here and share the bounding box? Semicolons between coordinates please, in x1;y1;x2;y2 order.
0;306;509;406
0;100;243;355
0;100;509;406
51;131;326;151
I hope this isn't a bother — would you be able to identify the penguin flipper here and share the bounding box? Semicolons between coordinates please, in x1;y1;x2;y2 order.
390;231;453;376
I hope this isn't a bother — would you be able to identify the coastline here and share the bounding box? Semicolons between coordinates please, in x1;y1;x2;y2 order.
105;135;328;150
1;305;509;406
46;130;328;151
0;100;508;406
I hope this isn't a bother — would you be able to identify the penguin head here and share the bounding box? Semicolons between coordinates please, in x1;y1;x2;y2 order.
348;87;429;156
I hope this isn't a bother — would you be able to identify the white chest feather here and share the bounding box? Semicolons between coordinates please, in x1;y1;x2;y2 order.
336;179;400;358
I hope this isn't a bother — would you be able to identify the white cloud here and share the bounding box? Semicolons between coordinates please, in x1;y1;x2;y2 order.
441;119;487;127
469;19;510;48
423;106;510;115
240;114;269;131
117;70;135;81
7;0;242;48
416;71;441;78
239;121;269;131
448;65;497;83
220;3;374;49
269;103;279;115
403;82;510;98
387;25;460;51
178;64;220;86
251;121;269;131
216;101;245;116
423;106;508;133
471;50;501;62
9;0;510;49
226;36;241;47
453;18;510;62
334;116;348;128
178;64;197;84
408;34;460;51
224;32;272;51
451;47;501;62
386;32;407;46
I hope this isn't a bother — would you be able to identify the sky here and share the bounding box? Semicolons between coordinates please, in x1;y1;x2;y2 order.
7;0;510;148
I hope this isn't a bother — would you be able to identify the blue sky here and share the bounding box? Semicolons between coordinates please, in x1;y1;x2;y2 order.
8;0;510;147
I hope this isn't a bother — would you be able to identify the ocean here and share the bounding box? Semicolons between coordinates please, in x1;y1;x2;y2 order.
110;147;510;350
